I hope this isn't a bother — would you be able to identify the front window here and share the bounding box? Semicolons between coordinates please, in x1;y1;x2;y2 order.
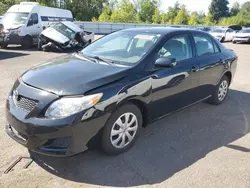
51;22;76;40
82;31;162;65
157;35;192;62
2;12;29;25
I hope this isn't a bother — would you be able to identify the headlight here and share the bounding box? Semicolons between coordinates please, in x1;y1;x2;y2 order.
11;30;20;35
45;93;103;118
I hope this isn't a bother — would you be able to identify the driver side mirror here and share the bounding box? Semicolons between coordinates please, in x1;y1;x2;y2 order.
155;57;177;68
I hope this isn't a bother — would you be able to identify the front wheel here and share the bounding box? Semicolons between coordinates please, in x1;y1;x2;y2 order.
102;104;142;155
208;75;229;105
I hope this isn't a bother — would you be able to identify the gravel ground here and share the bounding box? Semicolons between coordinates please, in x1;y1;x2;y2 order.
0;42;250;188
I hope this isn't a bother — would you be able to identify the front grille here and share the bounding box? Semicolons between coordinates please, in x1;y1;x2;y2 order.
14;95;38;113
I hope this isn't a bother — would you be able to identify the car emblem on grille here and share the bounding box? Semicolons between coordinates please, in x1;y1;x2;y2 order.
13;89;19;102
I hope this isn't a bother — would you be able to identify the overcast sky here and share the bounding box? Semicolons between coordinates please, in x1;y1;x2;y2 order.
161;0;249;14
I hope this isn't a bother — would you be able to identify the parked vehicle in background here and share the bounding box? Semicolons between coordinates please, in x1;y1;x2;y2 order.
195;27;212;32
0;16;3;22
5;28;237;156
210;28;236;42
38;21;94;52
0;2;73;49
232;28;250;44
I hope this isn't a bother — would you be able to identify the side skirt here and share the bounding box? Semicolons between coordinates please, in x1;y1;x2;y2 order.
151;95;212;123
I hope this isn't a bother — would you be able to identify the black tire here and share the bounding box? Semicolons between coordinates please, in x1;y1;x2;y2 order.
88;40;92;44
208;75;229;105
37;38;43;51
102;103;142;155
0;44;8;49
220;37;225;43
21;36;33;49
233;41;236;44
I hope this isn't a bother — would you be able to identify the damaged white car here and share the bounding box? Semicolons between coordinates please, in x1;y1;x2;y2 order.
38;21;94;52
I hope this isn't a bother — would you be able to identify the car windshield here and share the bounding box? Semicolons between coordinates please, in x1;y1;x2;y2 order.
239;29;250;33
51;22;76;40
212;29;225;33
2;12;29;25
81;31;162;65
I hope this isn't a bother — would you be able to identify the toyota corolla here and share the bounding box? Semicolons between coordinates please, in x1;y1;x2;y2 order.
5;28;237;156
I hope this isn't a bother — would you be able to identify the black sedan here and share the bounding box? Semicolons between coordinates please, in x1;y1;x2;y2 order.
5;28;238;156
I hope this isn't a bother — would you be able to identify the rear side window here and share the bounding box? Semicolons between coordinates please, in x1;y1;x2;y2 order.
194;35;215;56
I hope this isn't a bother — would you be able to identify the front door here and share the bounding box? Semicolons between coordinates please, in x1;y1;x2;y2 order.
27;13;42;42
148;34;200;119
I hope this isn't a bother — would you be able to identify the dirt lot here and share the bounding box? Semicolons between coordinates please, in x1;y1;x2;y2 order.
0;42;250;188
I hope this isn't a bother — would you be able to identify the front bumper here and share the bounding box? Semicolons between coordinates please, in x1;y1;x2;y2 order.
233;37;250;43
5;80;110;157
0;33;23;45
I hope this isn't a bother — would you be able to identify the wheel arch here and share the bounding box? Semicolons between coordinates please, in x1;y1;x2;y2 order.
224;71;232;85
127;99;149;127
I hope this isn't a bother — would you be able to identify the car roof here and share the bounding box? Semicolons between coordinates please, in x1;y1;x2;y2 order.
122;27;195;34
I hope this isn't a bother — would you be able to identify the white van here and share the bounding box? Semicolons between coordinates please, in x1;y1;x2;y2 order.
0;2;73;48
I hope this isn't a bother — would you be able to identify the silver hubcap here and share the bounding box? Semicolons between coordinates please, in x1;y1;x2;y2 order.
110;113;138;149
218;80;228;101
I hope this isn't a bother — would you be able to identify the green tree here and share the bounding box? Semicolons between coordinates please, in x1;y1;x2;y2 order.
152;8;161;24
174;7;189;25
188;12;198;25
161;12;167;24
98;5;112;22
137;0;158;23
165;1;180;23
230;2;240;16
197;11;206;24
205;13;214;26
110;0;136;23
238;2;250;20
209;0;229;23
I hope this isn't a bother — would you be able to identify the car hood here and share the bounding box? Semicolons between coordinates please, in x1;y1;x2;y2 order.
21;54;130;95
235;33;250;37
41;27;70;44
3;23;23;30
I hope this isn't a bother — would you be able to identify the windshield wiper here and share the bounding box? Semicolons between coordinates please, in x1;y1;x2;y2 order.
90;56;114;65
76;51;97;63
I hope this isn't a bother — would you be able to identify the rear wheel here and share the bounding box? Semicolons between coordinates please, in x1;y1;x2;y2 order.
102;104;142;155
21;36;33;49
208;75;229;105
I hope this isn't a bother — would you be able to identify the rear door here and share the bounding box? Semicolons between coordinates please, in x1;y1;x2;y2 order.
148;33;200;119
192;33;225;98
